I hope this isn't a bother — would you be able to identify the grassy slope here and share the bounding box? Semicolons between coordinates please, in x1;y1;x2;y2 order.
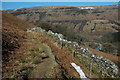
2;11;61;78
26;31;95;78
4;10;117;78
2;11;27;61
2;11;36;29
3;8;119;78
2;11;92;78
2;11;35;78
2;11;36;61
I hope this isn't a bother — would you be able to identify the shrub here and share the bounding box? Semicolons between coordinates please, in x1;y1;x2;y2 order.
37;21;53;31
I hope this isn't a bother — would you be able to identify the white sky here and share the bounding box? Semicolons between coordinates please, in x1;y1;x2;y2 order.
1;0;120;2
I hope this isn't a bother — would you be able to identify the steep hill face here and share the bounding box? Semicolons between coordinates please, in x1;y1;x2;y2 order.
2;12;59;78
5;5;120;56
2;11;27;61
2;10;119;78
2;11;37;61
2;11;89;79
2;11;61;79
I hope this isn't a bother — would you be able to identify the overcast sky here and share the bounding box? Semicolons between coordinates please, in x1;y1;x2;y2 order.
1;0;120;2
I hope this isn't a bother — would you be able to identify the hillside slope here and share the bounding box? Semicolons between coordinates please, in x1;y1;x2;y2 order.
2;10;119;79
5;5;120;56
2;11;91;79
25;27;119;78
2;11;60;78
2;11;27;61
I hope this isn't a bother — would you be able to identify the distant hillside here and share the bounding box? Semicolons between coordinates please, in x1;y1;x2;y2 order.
5;5;120;56
5;5;118;34
6;5;118;22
